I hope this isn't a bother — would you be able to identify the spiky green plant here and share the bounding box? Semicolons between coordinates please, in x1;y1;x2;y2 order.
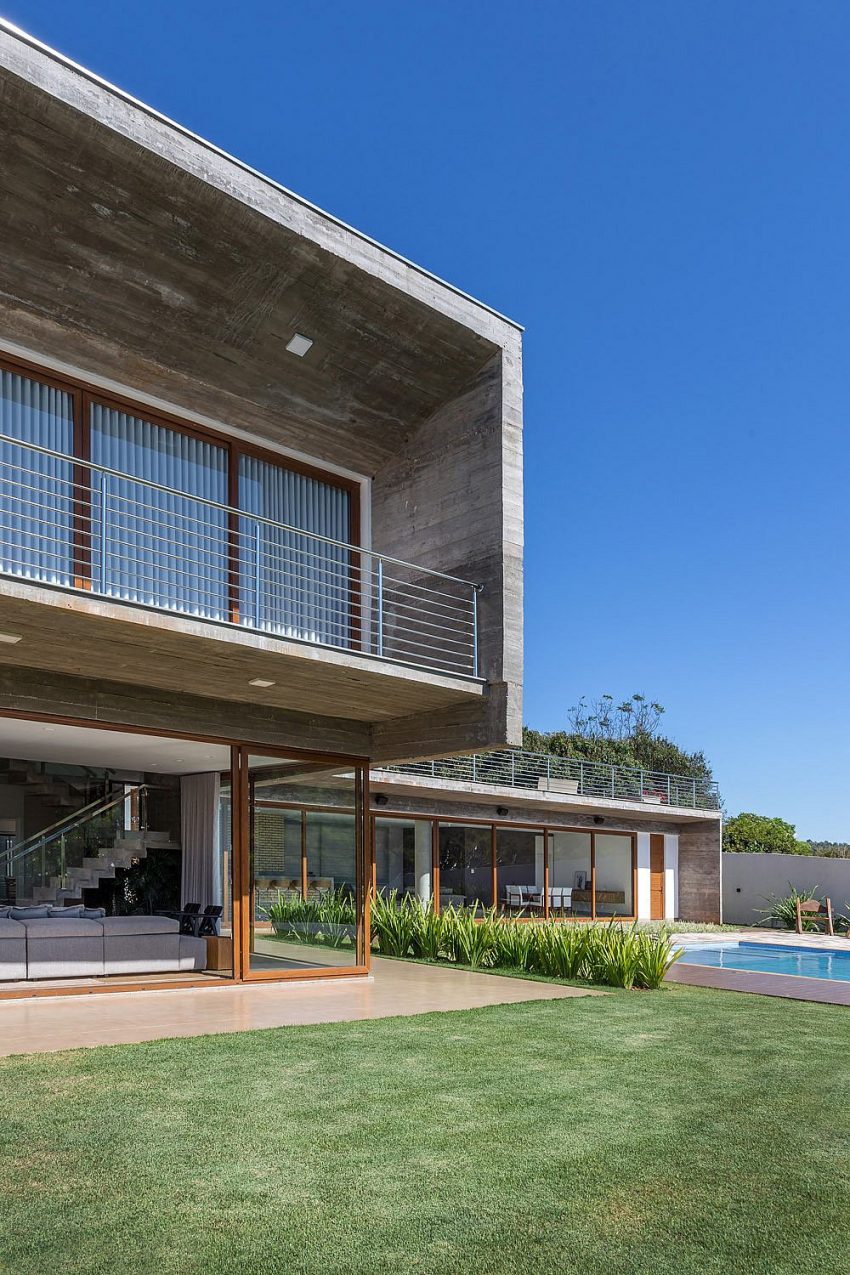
408;897;445;960
491;918;536;971
757;885;820;931
530;922;592;980
370;890;416;957
634;929;683;989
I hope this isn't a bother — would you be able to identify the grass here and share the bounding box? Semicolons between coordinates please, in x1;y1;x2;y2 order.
2;985;849;1274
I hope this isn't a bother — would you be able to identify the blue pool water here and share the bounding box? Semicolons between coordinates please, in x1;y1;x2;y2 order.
679;941;850;983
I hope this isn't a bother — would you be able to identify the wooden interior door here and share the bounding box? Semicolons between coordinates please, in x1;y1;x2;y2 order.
649;834;665;921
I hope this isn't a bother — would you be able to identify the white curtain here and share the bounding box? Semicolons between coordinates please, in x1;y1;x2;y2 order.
0;370;75;585
238;453;351;645
90;405;230;619
180;772;221;909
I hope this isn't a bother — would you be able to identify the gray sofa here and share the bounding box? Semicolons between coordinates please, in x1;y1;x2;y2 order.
0;910;207;981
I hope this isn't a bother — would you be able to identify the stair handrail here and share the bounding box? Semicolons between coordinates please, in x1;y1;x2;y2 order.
3;783;148;877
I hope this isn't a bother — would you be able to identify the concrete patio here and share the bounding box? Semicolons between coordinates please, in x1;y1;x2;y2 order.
0;957;600;1057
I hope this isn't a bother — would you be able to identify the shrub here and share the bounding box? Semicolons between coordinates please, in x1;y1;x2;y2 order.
757;885;820;930
368;895;682;990
370;890;416;957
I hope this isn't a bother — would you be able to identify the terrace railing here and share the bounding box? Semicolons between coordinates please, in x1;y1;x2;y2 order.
380;749;721;811
0;433;481;678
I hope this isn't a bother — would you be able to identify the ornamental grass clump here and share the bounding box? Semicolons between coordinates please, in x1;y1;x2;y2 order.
368;896;682;989
369;890;417;957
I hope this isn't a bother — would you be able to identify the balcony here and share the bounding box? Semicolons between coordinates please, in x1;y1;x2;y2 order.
380;749;721;812
0;433;481;681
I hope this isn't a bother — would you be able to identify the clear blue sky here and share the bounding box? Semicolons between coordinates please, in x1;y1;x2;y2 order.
5;1;850;838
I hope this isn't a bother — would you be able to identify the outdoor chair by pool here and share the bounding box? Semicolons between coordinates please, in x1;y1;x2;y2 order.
795;897;834;936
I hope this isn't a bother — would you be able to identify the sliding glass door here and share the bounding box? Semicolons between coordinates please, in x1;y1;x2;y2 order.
241;752;367;977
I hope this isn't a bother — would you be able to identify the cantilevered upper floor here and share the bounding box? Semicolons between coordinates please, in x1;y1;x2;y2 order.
0;21;523;762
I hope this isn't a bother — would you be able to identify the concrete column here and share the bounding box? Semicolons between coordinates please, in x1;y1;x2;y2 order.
414;821;432;903
664;834;679;920
636;832;651;920
535;834;545;889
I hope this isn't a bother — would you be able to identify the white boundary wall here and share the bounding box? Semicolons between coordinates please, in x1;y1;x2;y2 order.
722;852;850;925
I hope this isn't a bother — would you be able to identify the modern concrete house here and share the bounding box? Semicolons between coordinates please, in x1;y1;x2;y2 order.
0;21;522;992
0;23;720;997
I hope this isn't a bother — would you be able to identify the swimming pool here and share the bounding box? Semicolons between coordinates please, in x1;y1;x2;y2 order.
679;941;850;983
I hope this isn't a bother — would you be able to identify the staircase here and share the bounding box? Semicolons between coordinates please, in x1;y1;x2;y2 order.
26;829;179;907
4;784;179;908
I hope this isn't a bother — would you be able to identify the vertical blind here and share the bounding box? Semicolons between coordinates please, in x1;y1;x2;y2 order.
0;368;355;646
238;454;352;645
90;405;230;620
0;371;75;585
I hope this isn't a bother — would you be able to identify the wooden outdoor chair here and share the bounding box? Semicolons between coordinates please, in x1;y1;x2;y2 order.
795;897;834;936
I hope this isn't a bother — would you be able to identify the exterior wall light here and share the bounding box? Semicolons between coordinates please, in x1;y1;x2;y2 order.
374;793;389;806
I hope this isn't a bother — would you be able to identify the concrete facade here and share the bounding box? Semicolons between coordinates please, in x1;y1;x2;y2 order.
370;771;723;922
0;22;523;761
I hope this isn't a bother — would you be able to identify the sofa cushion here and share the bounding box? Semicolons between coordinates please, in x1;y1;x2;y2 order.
11;906;50;920
22;917;104;939
0;906;10;917
101;915;179;936
0;917;25;938
48;905;85;918
81;907;106;919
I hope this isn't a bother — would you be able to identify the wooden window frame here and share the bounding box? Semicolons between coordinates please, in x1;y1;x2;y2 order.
0;351;362;637
0;708;372;1000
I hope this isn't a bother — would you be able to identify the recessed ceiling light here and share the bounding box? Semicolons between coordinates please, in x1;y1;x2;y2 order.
285;333;313;357
0;633;22;645
249;678;276;688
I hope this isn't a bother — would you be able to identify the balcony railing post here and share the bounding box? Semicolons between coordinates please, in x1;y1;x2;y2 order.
667;774;672;805
639;768;644;800
472;754;477;783
376;559;384;658
254;522;263;630
692;777;697;808
579;759;584;794
98;474;109;593
60;833;66;891
472;587;479;677
611;767;615;798
511;752;515;787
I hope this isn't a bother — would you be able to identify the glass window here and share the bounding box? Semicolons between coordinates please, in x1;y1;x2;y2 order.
90;404;229;618
550;831;592;917
594;833;634;917
375;817;433;902
247;758;362;972
496;827;543;915
438;823;491;912
238;453;352;644
0;370;75;586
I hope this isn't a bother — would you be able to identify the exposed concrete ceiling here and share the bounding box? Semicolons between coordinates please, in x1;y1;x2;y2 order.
0;67;498;474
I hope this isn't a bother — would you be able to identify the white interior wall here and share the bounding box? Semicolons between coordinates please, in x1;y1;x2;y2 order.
636;832;651;919
664;834;679;920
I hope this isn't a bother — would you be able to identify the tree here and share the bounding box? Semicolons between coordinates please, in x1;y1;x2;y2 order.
523;693;715;786
723;812;811;855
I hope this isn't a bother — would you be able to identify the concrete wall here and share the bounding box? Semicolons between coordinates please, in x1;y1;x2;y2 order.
678;820;723;923
722;852;850;925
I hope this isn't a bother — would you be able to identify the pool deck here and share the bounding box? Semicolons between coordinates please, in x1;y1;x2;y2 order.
667;929;850;1005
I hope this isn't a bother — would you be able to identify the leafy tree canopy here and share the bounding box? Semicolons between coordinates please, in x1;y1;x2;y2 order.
723;812;811;855
523;693;715;784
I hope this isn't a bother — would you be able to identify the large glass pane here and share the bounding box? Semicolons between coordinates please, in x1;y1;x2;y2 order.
594;833;634;917
90;405;229;619
438;823;491;912
549;831;592;917
248;757;362;972
0;370;75;586
0;719;233;981
496;827;543;915
375;817;432;902
238;454;351;645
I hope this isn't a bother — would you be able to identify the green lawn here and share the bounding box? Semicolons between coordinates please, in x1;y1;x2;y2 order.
2;984;849;1275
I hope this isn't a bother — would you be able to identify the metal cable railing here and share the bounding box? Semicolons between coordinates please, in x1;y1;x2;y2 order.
0;434;482;677
378;749;721;811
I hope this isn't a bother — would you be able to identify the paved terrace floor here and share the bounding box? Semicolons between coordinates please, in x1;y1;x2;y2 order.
668;929;850;1006
0;957;599;1057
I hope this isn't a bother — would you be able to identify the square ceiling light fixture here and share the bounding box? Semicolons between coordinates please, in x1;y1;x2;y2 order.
0;632;22;644
285;333;313;357
249;677;276;689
